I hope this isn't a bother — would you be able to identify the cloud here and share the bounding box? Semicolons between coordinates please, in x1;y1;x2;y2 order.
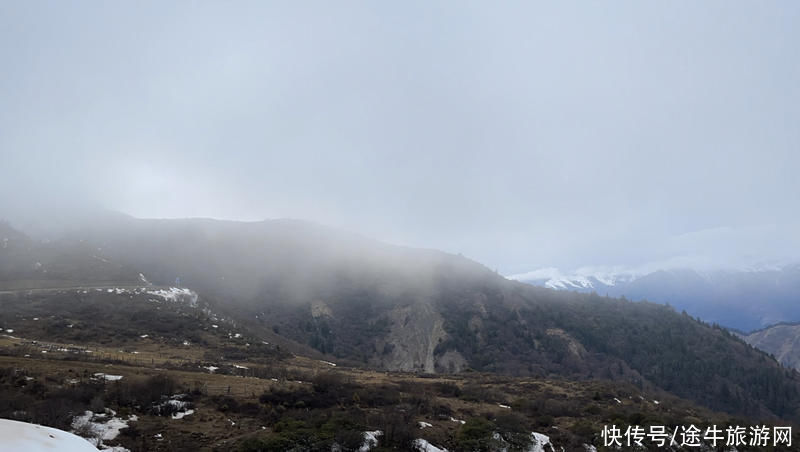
1;1;799;273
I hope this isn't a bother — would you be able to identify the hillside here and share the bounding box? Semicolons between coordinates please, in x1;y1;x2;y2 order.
3;217;800;425
742;323;800;371
0;285;761;451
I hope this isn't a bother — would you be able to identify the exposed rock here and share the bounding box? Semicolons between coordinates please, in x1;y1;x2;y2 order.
380;303;447;372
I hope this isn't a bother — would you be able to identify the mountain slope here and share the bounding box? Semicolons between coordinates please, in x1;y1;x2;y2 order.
3;217;800;422
742;323;800;371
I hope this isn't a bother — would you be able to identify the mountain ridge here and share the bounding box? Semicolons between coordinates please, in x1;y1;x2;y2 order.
3;217;800;422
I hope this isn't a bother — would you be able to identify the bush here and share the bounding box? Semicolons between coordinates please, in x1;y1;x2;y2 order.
455;417;499;452
494;412;532;450
434;381;462;398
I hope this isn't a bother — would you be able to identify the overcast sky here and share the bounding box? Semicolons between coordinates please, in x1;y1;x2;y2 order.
2;1;799;274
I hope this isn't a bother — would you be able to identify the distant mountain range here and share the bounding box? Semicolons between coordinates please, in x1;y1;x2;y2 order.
509;264;800;332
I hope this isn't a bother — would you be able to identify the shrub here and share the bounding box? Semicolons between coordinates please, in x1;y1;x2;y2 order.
455;417;499;452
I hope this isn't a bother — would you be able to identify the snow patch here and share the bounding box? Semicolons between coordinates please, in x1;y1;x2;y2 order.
171;409;194;420
146;287;198;306
71;409;135;449
0;418;97;451
93;373;123;381
530;432;554;452
153;395;194;419
413;438;448;452
358;430;382;451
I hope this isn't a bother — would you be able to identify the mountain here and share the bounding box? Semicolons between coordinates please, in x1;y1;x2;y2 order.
510;265;800;332
741;323;800;371
3;216;800;423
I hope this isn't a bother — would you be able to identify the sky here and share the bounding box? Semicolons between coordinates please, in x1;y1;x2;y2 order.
1;1;799;275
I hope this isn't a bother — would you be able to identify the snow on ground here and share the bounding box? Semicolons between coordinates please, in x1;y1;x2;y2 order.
418;421;433;429
358;430;382;451
613;398;622;404
153;395;193;419
233;364;249;369
319;360;337;367
92;286;198;306
203;366;219;373
530;432;554;452
93;373;123;381
171;409;195;420
449;417;466;424
413;438;448;452
498;404;511;409
71;409;136;449
146;287;198;306
0;418;98;452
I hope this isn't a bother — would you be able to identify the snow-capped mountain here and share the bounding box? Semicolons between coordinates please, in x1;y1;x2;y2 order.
509;263;800;332
507;267;639;290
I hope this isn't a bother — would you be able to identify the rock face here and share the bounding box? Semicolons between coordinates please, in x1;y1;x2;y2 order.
742;323;800;370
381;302;447;373
376;303;468;373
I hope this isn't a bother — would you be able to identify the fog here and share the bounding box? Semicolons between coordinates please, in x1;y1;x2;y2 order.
2;1;799;274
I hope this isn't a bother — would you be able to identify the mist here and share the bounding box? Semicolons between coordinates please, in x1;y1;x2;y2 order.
2;1;799;274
